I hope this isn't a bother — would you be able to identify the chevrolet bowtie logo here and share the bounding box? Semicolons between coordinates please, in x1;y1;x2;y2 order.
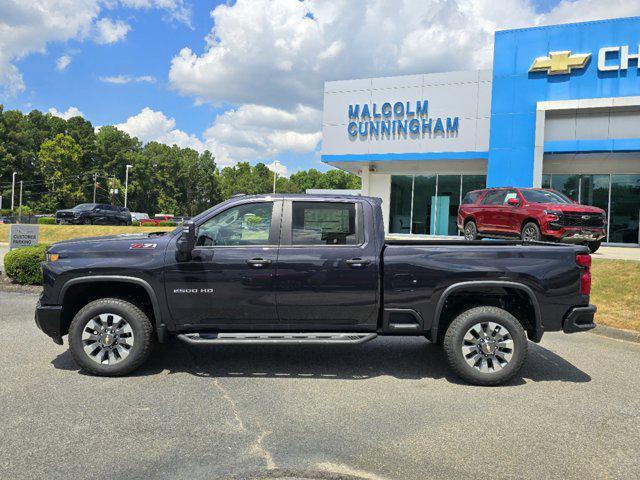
529;51;591;75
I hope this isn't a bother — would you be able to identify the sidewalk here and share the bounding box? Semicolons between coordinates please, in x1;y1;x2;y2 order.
592;246;640;261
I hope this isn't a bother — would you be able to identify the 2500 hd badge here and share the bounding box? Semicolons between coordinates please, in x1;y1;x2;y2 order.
35;194;596;386
173;288;214;294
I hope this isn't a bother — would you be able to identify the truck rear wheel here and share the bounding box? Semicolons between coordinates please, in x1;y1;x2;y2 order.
443;306;528;386
68;298;154;376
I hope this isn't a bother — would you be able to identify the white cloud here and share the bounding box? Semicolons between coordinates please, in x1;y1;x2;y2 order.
94;18;130;44
48;106;84;119
267;160;289;177
202;104;322;163
100;74;156;84
0;1;192;96
119;0;192;27
56;54;72;71
115;107;210;153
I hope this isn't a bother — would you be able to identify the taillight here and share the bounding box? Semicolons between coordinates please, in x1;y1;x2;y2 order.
576;253;591;295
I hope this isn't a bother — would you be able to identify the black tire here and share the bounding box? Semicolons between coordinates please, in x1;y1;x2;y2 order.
82;217;92;225
68;298;154;376
521;221;541;242
463;220;478;240
587;240;601;253
443;306;528;386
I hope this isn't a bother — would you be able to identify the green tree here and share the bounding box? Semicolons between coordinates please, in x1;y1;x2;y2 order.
38;134;84;209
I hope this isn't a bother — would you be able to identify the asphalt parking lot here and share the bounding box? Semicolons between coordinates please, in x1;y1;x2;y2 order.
2;291;639;480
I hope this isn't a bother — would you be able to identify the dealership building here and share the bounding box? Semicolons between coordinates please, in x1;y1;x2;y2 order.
321;16;640;245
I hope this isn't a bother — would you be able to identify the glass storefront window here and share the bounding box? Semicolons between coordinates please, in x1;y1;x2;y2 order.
541;174;551;188
389;176;413;234
411;175;437;234
580;175;609;214
388;174;487;236
609;174;640;244
551;174;580;202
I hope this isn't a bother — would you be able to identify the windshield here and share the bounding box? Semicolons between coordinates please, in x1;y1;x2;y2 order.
520;189;573;204
72;203;97;211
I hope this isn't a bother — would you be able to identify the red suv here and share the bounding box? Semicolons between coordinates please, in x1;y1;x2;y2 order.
457;188;607;252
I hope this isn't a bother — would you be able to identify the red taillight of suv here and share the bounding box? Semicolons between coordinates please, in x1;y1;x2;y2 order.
576;253;591;295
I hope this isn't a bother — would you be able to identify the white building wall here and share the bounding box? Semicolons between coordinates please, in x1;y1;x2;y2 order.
322;70;492;157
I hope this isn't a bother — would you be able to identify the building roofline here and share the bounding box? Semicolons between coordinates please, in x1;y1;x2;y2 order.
496;15;640;36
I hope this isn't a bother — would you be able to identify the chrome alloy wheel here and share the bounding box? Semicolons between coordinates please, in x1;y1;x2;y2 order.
81;313;135;365
522;225;538;241
464;222;476;240
461;322;514;373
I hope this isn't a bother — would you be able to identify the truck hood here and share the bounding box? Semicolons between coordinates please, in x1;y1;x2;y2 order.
535;203;605;214
49;231;171;252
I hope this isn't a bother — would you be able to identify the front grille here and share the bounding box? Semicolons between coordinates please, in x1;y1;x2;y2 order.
557;213;605;228
56;212;74;218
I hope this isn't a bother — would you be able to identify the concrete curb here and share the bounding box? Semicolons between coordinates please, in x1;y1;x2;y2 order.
590;324;640;343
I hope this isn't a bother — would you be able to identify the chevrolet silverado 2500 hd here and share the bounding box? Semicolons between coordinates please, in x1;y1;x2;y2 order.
35;194;596;385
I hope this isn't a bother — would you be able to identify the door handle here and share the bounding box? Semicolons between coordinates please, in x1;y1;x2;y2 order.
246;258;272;268
346;258;371;268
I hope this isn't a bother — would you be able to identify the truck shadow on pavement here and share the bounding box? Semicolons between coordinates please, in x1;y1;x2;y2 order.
52;336;591;386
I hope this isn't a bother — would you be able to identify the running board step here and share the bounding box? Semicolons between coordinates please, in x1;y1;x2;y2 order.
177;332;377;345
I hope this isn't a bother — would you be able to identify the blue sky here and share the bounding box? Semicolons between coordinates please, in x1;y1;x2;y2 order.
1;0;637;175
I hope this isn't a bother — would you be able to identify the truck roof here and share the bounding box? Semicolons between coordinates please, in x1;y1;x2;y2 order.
226;193;380;202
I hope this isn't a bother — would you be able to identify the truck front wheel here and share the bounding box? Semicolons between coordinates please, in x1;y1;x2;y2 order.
68;298;154;376
443;306;528;386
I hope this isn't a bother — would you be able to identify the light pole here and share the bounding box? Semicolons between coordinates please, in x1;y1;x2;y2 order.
11;171;16;211
124;164;133;208
18;180;23;220
272;160;281;194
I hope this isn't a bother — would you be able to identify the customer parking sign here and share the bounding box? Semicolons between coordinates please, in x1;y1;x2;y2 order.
9;224;39;250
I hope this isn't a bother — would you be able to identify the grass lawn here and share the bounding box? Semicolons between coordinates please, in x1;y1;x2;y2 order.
0;224;168;244
591;259;640;332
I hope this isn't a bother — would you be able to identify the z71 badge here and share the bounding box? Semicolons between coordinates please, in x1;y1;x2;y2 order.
129;243;157;249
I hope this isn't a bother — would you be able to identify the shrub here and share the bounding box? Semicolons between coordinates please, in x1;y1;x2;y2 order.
4;244;51;285
131;219;140;226
159;221;177;227
37;217;56;225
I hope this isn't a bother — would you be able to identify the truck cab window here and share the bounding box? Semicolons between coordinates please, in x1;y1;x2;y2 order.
291;202;357;245
197;202;273;246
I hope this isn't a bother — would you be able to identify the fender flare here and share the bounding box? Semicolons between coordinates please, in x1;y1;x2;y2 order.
59;275;166;341
430;281;542;342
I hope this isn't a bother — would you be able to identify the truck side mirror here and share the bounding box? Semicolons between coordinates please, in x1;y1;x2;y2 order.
176;220;196;262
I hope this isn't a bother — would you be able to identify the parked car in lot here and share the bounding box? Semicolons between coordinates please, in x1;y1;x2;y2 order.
139;214;174;226
36;194;596;386
458;188;607;253
1;216;15;224
56;203;132;226
130;212;150;222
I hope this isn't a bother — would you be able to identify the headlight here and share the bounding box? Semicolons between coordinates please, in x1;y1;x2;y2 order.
45;253;59;262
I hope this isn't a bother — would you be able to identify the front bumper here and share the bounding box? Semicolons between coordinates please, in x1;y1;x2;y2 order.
563;304;597;333
56;217;82;225
544;226;606;242
35;301;64;345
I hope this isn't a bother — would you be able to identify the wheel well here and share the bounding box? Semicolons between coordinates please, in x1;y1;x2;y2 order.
464;216;475;226
435;286;538;343
60;282;155;337
521;218;540;231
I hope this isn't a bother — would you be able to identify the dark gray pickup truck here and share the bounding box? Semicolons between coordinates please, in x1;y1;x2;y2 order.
36;194;596;385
